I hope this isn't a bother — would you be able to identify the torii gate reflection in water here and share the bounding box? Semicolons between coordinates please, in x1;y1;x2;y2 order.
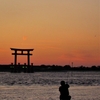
10;48;34;66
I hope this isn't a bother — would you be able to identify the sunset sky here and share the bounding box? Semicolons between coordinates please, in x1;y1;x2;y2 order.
0;0;100;67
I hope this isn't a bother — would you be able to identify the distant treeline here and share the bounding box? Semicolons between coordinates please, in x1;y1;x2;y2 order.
0;64;100;72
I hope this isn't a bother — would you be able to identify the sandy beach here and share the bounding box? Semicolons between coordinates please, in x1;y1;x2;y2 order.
0;85;100;100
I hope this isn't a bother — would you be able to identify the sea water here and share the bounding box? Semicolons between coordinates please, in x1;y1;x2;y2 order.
0;71;100;100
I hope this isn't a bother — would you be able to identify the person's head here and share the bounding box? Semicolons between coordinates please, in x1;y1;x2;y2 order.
60;81;65;86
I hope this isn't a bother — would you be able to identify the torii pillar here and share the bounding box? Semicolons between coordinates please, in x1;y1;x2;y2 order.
10;48;34;66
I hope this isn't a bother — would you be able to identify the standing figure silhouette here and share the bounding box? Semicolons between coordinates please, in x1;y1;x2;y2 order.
59;81;71;100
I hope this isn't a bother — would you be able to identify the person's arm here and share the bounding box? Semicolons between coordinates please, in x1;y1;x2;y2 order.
66;84;70;88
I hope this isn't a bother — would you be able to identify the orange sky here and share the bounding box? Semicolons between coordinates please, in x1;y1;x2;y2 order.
0;0;100;67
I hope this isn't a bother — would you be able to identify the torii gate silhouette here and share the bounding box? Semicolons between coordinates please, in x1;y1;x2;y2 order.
10;48;34;66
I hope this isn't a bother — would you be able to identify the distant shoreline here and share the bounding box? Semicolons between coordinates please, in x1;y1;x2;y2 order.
0;64;100;72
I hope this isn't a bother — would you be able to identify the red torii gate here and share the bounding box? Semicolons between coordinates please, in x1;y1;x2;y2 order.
10;48;34;66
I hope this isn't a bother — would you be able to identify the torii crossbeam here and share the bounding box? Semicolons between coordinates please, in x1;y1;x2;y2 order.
10;48;34;66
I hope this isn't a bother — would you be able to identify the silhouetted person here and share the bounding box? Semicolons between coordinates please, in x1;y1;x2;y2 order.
59;81;71;100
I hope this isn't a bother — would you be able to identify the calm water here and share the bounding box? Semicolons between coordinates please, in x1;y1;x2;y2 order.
0;71;100;100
